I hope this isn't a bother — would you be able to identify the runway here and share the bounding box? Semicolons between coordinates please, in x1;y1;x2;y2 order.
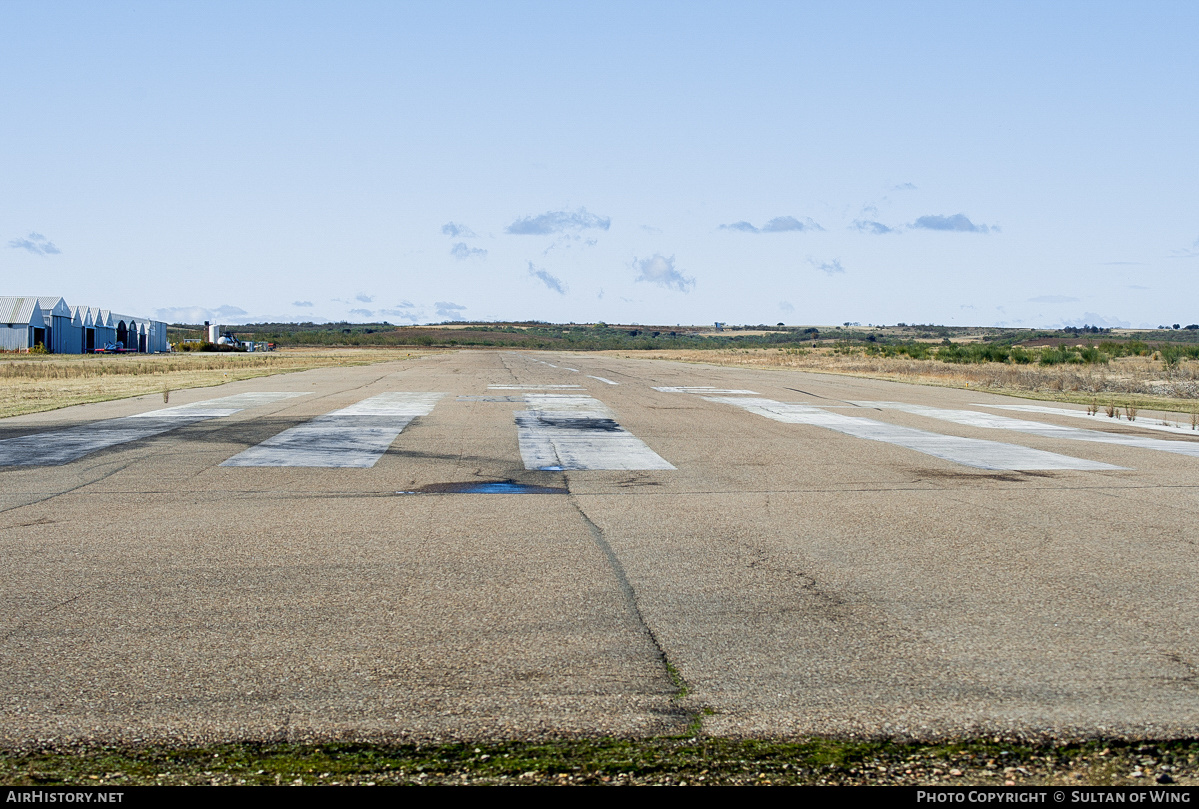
2;349;1198;743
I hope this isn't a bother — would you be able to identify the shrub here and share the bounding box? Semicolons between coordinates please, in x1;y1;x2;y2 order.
1040;346;1082;365
936;344;966;363
1161;344;1199;368
1077;346;1108;364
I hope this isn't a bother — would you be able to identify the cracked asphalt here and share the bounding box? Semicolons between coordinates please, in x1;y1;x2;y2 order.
2;349;1198;745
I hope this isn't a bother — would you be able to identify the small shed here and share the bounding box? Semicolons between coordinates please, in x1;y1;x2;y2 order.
0;297;47;351
147;320;168;352
35;296;79;354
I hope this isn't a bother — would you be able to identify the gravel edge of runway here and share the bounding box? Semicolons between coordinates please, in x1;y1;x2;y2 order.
2;737;1197;786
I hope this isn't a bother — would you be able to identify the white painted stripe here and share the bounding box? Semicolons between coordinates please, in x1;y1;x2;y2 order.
705;397;1122;471
855;401;1199;460
978;403;1199;436
587;375;619;385
457;395;525;401
516;394;674;471
222;392;444;468
0;392;308;467
489;384;582;390
563;367;579;372
521;394;608;413
653;386;759;395
130;392;310;419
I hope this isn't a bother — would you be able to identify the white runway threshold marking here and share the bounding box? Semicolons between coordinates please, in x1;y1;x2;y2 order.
489;384;582;390
515;394;675;471
0;392;309;467
855;401;1199;461
704;397;1122;471
222;392;444;468
977;403;1199;436
653;386;759;395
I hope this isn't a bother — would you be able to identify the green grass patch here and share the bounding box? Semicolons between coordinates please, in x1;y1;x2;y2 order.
2;738;1196;786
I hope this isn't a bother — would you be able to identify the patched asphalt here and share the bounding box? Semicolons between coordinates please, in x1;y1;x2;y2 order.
2;350;1198;745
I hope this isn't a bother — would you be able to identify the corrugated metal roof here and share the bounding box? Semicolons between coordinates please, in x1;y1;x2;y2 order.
34;296;70;317
0;297;44;326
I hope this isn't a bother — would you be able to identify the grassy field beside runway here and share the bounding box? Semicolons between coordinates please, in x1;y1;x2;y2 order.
2;738;1196;786
0;349;436;419
617;347;1199;418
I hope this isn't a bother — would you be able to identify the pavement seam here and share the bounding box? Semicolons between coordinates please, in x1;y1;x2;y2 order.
563;483;698;733
1;591;91;645
0;457;138;515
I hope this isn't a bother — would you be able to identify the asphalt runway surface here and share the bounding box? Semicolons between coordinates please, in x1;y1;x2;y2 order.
2;350;1198;744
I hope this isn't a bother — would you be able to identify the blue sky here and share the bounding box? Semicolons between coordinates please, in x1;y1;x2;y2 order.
3;1;1197;328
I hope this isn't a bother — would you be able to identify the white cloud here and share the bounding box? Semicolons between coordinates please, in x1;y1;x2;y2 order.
633;254;694;292
451;242;487;260
8;232;60;255
506;207;610;235
760;216;817;232
1058;312;1131;328
442;222;477;238
153;305;249;324
528;262;567;294
910;214;993;233
1169;236;1199;259
720;216;822;233
807;257;845;275
378;304;425;323
435;301;467;320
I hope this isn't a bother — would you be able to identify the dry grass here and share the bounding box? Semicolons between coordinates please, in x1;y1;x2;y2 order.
611;347;1199;414
0;348;434;419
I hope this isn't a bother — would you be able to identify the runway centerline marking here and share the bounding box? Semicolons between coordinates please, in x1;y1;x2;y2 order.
515;394;675;471
0;392;309;467
221;392;444;468
854;401;1199;460
586;376;619;385
701;396;1123;471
